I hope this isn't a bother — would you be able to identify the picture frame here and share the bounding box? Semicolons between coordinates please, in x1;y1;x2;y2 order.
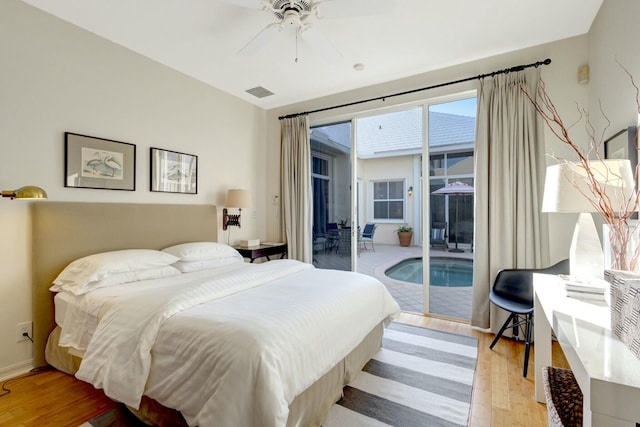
604;126;639;172
150;147;198;194
64;132;136;191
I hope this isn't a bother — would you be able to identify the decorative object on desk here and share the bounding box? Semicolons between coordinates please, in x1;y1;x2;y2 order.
150;147;197;194
395;225;413;247
559;274;608;303
543;160;636;278
525;69;640;274
1;185;47;200
431;181;474;253
605;269;640;359
223;189;252;230
65;132;136;191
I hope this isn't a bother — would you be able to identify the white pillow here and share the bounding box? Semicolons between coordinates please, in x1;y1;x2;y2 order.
51;249;179;293
172;257;243;273
51;265;181;295
162;242;241;262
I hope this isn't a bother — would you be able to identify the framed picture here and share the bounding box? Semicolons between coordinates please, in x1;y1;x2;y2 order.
150;147;198;194
604;126;639;172
65;132;136;191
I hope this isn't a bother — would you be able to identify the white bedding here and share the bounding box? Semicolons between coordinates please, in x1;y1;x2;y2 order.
70;259;399;427
54;262;248;355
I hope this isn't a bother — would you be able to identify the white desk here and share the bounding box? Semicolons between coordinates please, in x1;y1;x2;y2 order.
534;273;640;427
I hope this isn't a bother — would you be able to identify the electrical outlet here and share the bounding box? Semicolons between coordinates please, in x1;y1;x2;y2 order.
17;321;32;342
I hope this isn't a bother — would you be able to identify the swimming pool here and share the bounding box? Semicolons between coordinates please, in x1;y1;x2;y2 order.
384;257;473;287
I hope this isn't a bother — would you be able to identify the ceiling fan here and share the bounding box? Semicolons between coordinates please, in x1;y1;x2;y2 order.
223;0;392;62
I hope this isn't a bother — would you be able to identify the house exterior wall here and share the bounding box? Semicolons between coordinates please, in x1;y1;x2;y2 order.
358;155;418;245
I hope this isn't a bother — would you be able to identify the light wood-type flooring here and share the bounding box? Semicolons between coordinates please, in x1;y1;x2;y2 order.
0;312;568;426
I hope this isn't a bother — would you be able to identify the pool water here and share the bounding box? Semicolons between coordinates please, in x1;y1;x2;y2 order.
385;257;473;287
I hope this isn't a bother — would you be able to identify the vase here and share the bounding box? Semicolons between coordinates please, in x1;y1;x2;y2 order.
397;231;413;247
603;221;640;272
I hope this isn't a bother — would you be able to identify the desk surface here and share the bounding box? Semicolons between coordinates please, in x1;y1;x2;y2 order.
534;273;640;426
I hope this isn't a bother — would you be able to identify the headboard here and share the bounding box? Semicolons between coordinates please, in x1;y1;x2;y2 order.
31;202;218;367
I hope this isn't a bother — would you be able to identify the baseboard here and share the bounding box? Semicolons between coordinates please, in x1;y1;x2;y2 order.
0;359;33;382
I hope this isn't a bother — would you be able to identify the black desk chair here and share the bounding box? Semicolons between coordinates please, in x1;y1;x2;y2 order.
489;258;570;377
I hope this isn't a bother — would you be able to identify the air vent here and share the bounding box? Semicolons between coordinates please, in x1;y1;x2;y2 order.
245;86;275;99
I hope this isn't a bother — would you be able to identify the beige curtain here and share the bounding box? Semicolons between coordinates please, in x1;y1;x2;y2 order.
472;67;550;329
280;116;313;263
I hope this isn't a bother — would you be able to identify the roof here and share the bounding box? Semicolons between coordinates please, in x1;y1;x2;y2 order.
311;109;476;158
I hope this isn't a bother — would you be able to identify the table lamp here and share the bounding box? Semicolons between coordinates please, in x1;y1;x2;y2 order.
542;159;635;279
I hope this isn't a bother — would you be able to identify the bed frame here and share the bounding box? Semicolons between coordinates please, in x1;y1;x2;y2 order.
31;202;218;367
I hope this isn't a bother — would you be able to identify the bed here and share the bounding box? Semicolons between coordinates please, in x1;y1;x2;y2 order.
31;202;400;427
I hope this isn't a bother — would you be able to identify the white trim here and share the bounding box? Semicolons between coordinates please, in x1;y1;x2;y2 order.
0;359;32;382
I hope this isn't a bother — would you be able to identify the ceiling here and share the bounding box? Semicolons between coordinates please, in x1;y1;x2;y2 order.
20;0;603;110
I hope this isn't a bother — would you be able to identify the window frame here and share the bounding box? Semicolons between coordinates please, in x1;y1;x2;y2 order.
371;178;406;223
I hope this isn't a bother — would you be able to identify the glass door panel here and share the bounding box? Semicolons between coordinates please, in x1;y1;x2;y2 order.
310;121;353;271
427;97;476;321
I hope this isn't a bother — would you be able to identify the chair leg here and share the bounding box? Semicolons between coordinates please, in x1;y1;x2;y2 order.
490;312;516;349
523;313;533;377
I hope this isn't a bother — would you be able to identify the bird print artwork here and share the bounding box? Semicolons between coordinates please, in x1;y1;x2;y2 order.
81;148;124;180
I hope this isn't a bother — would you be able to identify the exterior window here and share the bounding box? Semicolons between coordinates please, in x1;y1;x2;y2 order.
373;180;404;220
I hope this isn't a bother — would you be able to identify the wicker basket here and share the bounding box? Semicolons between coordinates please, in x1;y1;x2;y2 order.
542;366;583;427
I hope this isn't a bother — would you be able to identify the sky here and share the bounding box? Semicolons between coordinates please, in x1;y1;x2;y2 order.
429;97;477;117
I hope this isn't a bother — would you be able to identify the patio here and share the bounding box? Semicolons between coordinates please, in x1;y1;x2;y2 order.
312;243;474;321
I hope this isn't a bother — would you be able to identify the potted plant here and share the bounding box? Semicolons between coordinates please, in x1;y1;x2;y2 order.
396;225;413;247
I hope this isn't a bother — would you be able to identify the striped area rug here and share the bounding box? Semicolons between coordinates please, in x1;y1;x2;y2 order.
324;322;478;427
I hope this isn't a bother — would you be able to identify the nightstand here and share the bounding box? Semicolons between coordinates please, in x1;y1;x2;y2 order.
233;243;288;263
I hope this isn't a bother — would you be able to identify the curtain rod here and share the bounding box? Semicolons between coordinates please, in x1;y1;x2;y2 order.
278;58;551;120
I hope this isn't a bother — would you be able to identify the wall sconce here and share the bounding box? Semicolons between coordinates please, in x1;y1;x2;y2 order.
1;185;48;200
223;189;252;230
407;186;413;197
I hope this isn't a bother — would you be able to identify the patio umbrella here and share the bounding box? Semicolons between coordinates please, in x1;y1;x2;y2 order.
431;181;474;253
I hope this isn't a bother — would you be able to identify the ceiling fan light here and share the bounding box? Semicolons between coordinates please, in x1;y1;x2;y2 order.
283;10;300;26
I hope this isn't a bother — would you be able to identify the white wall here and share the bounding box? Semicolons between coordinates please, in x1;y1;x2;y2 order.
0;1;268;378
266;35;591;264
588;0;640;134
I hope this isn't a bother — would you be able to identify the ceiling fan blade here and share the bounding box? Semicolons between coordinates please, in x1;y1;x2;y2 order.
218;0;267;9
315;0;395;19
299;25;341;63
238;22;281;55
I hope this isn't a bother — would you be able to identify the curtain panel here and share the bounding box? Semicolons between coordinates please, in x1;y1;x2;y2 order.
280;116;313;263
472;67;550;329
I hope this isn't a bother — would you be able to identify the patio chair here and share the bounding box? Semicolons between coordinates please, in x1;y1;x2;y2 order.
489;258;570;377
326;222;339;253
359;223;377;251
430;221;447;249
337;226;360;256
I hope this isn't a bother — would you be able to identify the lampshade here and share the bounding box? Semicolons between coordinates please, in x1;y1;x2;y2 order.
542;160;635;213
226;189;252;208
1;185;48;200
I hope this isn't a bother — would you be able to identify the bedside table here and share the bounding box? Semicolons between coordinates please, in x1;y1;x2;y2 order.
233;243;288;263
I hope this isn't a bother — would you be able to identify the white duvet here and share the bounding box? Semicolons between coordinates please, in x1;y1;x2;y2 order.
74;259;400;427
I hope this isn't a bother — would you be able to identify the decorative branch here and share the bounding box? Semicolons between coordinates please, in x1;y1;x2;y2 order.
522;67;640;271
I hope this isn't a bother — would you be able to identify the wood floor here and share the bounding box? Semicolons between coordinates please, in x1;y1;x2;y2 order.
0;312;568;427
